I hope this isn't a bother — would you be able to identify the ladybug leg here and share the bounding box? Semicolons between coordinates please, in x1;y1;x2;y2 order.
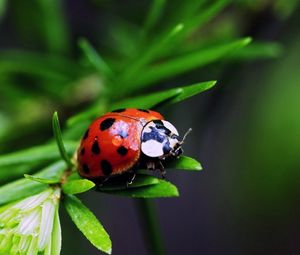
126;171;136;187
146;160;166;179
157;160;166;179
146;161;156;171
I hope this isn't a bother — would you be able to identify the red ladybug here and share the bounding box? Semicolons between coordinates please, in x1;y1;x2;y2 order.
77;108;190;180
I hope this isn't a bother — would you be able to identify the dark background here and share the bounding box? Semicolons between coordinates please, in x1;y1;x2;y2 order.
1;1;300;254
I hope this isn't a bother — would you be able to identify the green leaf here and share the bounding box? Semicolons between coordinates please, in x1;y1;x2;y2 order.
24;174;60;184
0;163;43;183
183;0;230;36
64;195;112;254
0;161;66;205
62;179;95;194
126;37;252;89
110;88;182;110
98;174;159;191
103;179;179;198
166;81;216;105
0;50;82;81
0;141;77;168
228;41;283;60
37;0;70;54
52;111;73;168
166;156;202;171
0;0;7;19
79;38;113;78
110;80;215;110
118;23;184;86
143;0;166;32
153;0;230;59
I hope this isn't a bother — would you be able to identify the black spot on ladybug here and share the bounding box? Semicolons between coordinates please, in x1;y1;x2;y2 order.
101;160;113;175
82;164;90;174
91;140;100;154
117;146;128;156
100;118;115;131
112;108;126;113
138;109;150;113
83;129;89;139
80;148;85;155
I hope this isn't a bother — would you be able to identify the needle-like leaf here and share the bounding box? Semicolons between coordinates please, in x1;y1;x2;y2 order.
52;111;73;169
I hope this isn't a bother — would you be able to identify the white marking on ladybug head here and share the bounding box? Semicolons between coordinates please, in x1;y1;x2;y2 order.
141;140;164;157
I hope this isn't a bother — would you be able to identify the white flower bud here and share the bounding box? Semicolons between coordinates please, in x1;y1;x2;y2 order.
0;188;61;255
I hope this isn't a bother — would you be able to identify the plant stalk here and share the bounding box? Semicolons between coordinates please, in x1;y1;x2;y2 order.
136;199;165;255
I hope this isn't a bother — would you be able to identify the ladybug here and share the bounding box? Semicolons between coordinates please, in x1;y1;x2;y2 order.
77;108;191;181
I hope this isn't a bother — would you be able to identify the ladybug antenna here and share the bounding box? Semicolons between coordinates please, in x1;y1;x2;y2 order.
180;128;192;144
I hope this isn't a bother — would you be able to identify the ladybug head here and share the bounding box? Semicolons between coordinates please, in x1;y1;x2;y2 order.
141;119;191;159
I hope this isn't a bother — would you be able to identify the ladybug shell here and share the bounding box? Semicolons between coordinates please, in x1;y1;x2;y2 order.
77;108;164;179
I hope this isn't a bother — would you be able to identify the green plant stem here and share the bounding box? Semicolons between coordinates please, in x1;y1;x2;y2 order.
136;199;165;255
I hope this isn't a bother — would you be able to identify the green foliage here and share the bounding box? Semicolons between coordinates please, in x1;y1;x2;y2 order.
68;80;216;130
0;141;77;181
167;156;202;171
98;174;159;191
64;195;112;254
62;179;95;195
0;0;288;254
0;142;77;169
119;38;251;91
24;174;60;184
102;179;179;198
0;161;65;205
78;38;114;79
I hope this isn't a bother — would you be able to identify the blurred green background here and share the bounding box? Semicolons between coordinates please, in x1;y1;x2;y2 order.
0;0;300;254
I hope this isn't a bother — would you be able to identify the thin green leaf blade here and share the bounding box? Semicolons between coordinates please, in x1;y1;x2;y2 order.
24;174;60;184
79;38;113;78
129;37;252;89
228;41;283;60
98;174;159;191
64;195;112;254
62;179;95;194
119;23;184;85
168;81;216;105
103;179;179;198
143;0;166;32
0;161;66;205
184;0;230;36
110;88;182;110
0;141;77;168
110;80;215;110
52;111;73;168
166;156;202;171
